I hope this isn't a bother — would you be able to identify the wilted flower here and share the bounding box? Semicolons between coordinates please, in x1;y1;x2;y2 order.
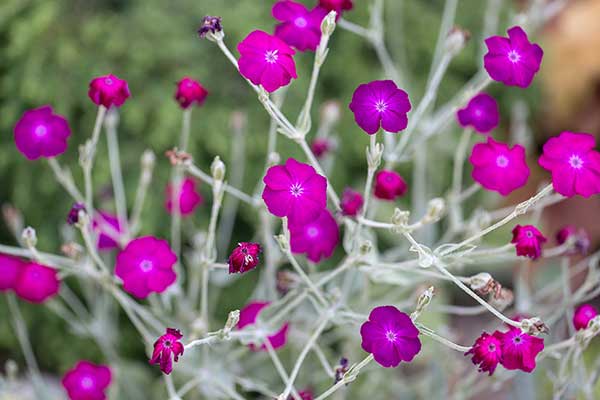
150;328;184;375
556;225;591;255
511;225;547;260
198;16;223;38
67;203;86;226
465;332;503;375
228;242;261;274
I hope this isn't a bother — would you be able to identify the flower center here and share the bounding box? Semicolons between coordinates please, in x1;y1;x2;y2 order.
265;50;279;64
163;339;172;348
569;154;584;169
474;109;482;118
488;343;496;352
507;50;521;63
80;376;94;389
375;100;388;113
294;17;308;28
34;125;47;137
307;227;319;238
513;336;522;345
140;260;154;272
525;230;533;238
496;155;509;168
289;183;304;197
385;330;397;342
104;77;113;85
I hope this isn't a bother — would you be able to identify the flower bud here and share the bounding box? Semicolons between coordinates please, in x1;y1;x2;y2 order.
223;309;240;335
211;156;226;182
21;226;37;248
198;16;223;41
141;149;156;169
423;197;446;224
321;11;337;36
445;26;470;56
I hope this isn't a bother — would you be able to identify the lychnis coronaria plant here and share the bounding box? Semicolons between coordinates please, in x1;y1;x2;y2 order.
2;1;600;400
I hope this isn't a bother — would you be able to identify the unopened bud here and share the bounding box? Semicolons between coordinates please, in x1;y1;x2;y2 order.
415;286;435;315
423;198;446;223
141;150;156;169
445;26;470;56
223;310;240;335
211;156;226;181
321;11;337;36
21;226;37;248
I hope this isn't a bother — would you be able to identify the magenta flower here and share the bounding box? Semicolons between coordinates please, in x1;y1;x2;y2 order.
228;242;262;274
494;327;544;372
311;138;332;158
174;77;208;109
237;30;298;93
93;211;124;251
114;236;177;299
556;225;590;255
456;93;499;134
374;170;407;200
538;132;600;198
0;254;23;291
150;328;184;375
573;304;598;331
511;225;546;260
14;262;60;303
469;137;530;196
62;361;112;400
483;26;543;88
273;1;327;52
238;301;289;351
349;80;411;135
298;389;314;400
165;178;204;217
289;209;339;263
88;74;130;108
340;188;364;217
13;106;71;160
465;332;503;375
360;306;421;368
319;0;353;17
262;158;327;225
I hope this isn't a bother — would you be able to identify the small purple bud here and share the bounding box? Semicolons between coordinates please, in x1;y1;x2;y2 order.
198;16;223;38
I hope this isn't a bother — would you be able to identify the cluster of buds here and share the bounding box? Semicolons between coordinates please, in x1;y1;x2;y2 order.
165;148;192;166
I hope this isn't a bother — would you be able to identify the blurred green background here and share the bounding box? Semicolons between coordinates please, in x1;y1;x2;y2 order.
0;0;545;388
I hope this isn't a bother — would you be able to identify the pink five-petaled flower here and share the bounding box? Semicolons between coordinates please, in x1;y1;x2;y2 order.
360;306;421;368
62;360;112;400
88;74;131;108
538;131;600;198
14;106;71;160
150;328;185;375
237;30;298;93
511;225;547;260
174;77;208;109
456;93;500;134
465;332;503;375
374;170;407;200
14;262;61;303
319;0;353;17
469;137;530;196
340;188;364;217
483;26;543;88
349;80;411;135
228;242;262;274
114;236;177;299
93;211;124;251
493;327;544;372
289;209;339;263
573;304;598;331
238;301;289;351
0;254;23;291
273;1;327;52
262;158;327;225
165;178;204;217
556;225;591;256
